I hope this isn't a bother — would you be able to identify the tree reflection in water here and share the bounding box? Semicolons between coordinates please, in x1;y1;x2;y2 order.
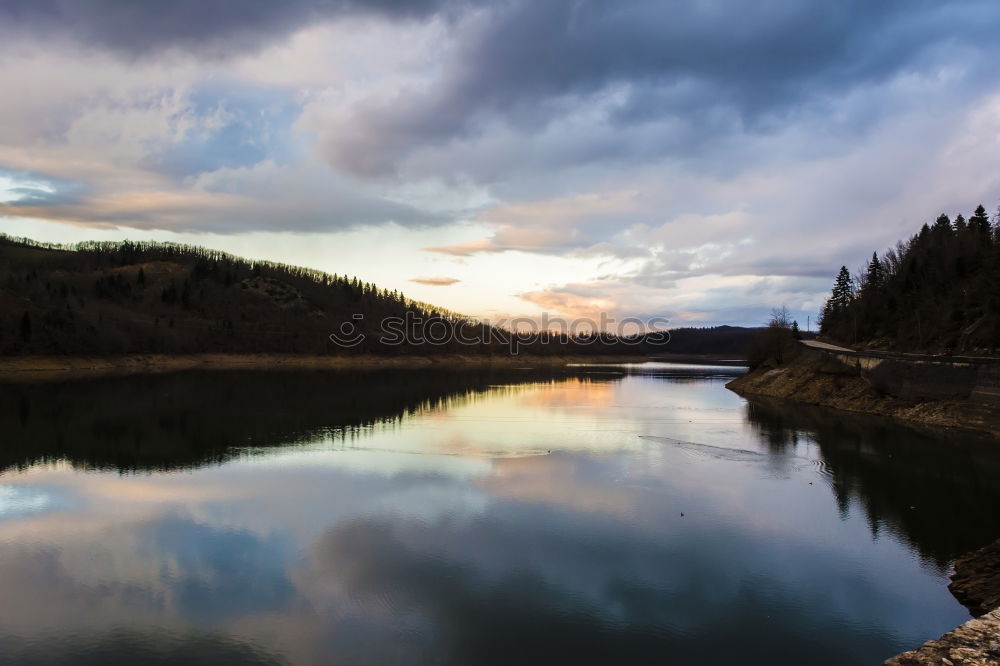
745;397;1000;568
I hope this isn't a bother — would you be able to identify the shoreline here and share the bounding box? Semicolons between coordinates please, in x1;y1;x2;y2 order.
617;345;1000;662
0;353;649;382
727;354;1000;662
886;538;1000;664
726;354;1000;439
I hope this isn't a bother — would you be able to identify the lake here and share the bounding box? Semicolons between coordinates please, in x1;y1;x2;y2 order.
1;363;999;665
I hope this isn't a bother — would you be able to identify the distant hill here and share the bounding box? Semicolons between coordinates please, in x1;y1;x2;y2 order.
0;236;644;358
651;325;761;357
819;203;999;353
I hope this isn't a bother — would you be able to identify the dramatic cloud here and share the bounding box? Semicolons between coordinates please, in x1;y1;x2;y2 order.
2;0;1000;324
318;0;1000;180
0;0;480;58
0;162;441;232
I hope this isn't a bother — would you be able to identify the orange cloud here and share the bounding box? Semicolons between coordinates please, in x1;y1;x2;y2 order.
409;276;461;286
423;239;498;256
518;288;617;320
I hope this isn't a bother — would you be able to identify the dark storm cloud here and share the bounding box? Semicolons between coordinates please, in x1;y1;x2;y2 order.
323;0;1000;177
5;0;997;175
0;0;478;57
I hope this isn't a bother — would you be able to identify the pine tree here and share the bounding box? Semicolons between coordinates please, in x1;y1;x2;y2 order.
969;204;991;236
865;253;883;289
933;214;952;233
832;266;853;311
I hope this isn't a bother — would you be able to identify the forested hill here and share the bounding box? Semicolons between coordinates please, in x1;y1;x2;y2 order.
0;236;642;357
652;325;760;357
819;204;999;353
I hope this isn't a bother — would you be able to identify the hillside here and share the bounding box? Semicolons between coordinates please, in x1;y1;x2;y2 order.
0;236;641;358
819;203;999;353
1;235;768;361
1;236;434;356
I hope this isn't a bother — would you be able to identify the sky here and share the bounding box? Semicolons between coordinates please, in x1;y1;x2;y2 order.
1;0;999;329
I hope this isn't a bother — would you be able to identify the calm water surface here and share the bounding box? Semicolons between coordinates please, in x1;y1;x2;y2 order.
1;363;999;665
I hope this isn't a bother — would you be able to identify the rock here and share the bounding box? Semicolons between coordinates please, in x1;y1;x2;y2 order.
887;540;1000;664
950;539;1000;618
884;609;1000;665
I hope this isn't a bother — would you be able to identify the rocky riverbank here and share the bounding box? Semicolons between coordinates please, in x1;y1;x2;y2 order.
726;352;1000;438
885;609;1000;665
886;539;1000;665
950;540;1000;619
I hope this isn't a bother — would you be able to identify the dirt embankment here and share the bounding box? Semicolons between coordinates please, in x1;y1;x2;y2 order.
726;353;1000;439
0;353;643;382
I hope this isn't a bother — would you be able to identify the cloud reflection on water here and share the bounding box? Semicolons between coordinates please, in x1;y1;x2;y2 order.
0;368;997;664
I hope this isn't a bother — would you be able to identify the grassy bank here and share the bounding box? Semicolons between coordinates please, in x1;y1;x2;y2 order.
0;353;647;382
